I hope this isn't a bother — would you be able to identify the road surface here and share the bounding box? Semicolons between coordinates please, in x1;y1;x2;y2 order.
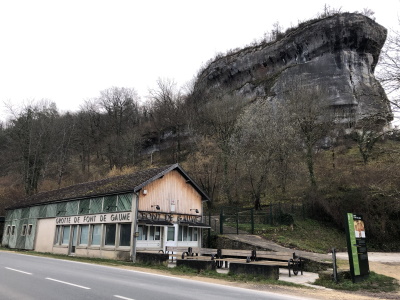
0;251;311;300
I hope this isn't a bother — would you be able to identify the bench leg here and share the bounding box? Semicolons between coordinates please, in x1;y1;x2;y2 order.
300;258;303;275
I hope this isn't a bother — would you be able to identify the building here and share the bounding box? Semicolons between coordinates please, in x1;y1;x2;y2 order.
1;164;210;261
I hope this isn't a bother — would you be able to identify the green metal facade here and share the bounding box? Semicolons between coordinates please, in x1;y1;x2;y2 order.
2;193;133;249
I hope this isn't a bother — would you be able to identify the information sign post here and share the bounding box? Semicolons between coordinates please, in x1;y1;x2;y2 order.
345;213;370;283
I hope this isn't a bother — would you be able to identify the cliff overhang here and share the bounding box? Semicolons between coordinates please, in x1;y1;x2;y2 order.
193;13;393;128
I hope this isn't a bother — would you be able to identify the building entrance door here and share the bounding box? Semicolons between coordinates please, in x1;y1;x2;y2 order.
69;225;78;255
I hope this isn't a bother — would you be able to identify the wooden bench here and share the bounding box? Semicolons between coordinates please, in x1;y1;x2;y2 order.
165;246;204;262
253;250;303;277
210;249;302;277
136;249;165;254
176;248;303;277
215;249;256;268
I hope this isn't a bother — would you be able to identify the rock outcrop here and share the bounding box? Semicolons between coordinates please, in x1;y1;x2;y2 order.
193;13;392;128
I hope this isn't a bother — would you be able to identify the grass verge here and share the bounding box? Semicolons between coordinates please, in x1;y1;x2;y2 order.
314;271;399;293
2;247;399;294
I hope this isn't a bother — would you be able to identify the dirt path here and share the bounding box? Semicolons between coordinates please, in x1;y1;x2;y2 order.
370;261;400;282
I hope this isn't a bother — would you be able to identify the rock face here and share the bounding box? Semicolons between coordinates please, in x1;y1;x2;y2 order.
194;13;392;128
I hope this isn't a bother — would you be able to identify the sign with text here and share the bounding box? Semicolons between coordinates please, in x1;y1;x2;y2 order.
345;213;369;283
56;212;131;225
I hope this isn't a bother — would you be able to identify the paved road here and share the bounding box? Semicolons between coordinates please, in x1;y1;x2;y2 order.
0;252;310;300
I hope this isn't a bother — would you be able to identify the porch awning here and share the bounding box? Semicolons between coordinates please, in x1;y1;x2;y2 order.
179;221;211;228
138;219;173;226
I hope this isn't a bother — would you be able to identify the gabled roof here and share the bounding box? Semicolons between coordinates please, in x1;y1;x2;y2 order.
8;164;210;209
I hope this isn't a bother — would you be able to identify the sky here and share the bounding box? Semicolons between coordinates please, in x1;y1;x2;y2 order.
1;0;400;121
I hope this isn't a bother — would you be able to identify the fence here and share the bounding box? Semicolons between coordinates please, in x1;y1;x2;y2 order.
204;202;310;235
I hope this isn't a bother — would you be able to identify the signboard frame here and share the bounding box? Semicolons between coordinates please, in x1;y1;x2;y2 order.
345;213;370;283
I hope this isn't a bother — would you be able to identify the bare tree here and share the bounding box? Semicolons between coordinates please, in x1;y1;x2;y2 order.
377;25;400;117
183;136;221;208
147;78;187;163
352;117;388;164
54;113;76;187
283;79;333;188
76;99;103;175
317;4;342;18
98;87;140;169
361;8;375;20
231;99;296;209
198;93;245;204
7;101;59;195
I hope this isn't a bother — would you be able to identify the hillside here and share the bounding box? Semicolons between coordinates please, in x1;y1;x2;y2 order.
0;12;399;250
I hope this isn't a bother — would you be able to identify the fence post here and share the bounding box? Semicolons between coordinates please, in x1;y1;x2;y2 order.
208;211;211;247
220;208;224;235
332;248;338;283
251;208;254;235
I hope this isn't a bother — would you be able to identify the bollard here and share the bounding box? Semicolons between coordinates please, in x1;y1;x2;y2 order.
332;248;338;283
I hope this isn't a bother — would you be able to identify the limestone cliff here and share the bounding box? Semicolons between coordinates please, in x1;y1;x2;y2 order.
193;13;392;128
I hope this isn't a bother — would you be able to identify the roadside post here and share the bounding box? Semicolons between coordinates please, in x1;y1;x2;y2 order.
345;213;370;283
332;248;338;283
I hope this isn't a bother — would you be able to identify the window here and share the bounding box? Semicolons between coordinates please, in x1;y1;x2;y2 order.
91;224;101;246
167;227;175;241
138;225;147;240
11;225;15;235
177;225;198;241
119;224;131;246
154;227;161;240
117;193;132;211
57;202;67;216
6;225;11;236
79;199;90;214
178;226;182;241
183;226;188;241
105;224;116;246
137;225;162;241
54;226;61;244
149;226;161;241
62;226;70;245
90;198;103;214
103;196;117;212
188;227;193;241
79;225;89;245
21;225;27;236
27;224;33;235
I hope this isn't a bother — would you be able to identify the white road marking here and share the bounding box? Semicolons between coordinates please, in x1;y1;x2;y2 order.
45;277;91;289
114;296;135;300
5;267;32;275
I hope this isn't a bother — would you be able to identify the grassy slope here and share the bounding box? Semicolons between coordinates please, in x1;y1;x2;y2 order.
235;218;347;253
